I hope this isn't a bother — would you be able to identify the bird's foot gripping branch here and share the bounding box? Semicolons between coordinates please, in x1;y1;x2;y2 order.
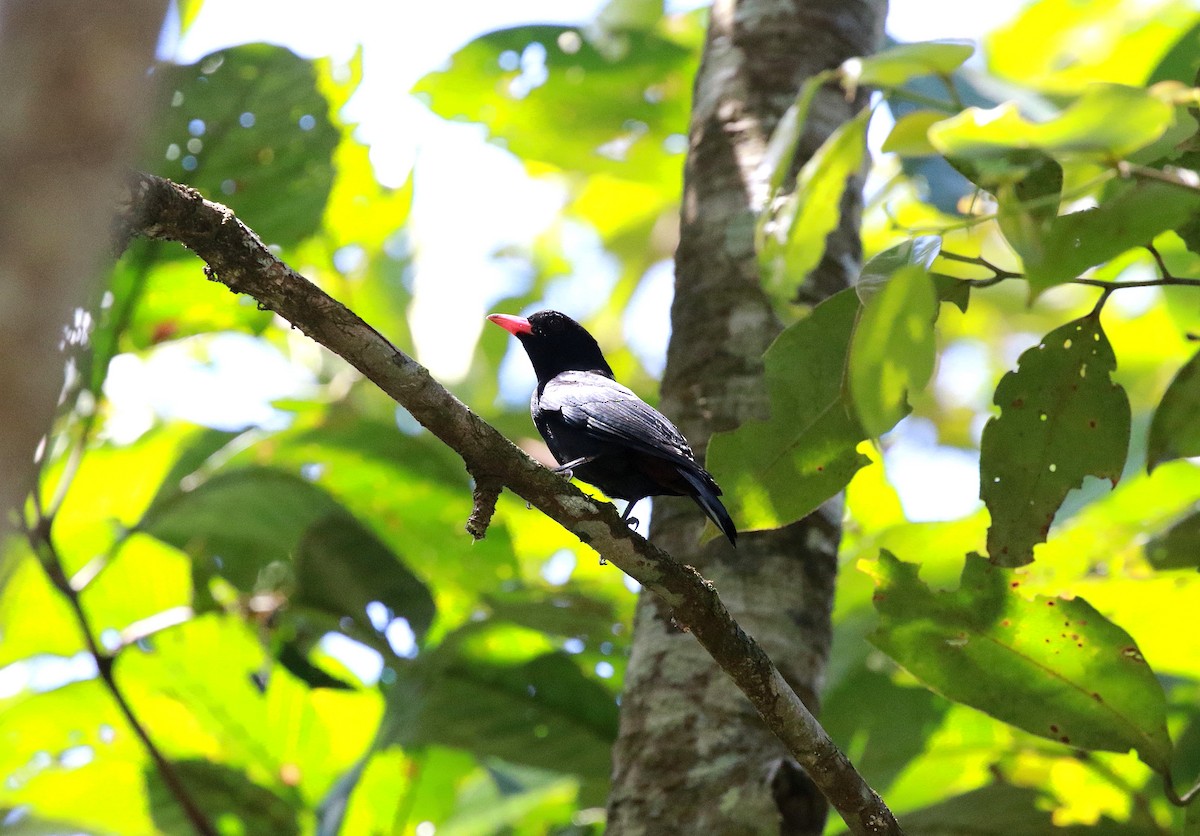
115;172;902;836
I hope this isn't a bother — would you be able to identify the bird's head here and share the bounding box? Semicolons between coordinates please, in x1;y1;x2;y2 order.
487;310;614;383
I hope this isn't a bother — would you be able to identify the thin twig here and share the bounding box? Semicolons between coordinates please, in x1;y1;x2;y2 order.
1116;161;1200;194
22;520;216;836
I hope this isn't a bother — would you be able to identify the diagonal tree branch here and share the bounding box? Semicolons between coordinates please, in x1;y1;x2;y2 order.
115;171;903;835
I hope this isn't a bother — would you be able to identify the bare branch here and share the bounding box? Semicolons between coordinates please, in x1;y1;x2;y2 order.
118;171;903;835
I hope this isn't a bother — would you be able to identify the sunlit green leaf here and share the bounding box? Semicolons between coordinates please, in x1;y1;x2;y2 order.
866;552;1173;773
929;84;1175;160
988;0;1200;93
849;264;938;437
414;25;696;186
882;109;945;157
841;41;974;90
1148;347;1200;471
118;614;382;804
980;314;1131;566
707;289;869;532
760;107;871;304
0;545;83;667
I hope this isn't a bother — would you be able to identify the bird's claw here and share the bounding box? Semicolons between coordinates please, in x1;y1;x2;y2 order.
555;467;574;481
625;516;640;528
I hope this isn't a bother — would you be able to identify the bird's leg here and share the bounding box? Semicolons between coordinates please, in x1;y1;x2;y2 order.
551;455;596;481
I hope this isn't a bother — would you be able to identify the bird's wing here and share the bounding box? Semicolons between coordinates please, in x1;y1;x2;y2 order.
538;371;697;465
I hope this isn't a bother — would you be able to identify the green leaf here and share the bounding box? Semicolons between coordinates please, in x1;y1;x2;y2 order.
849;264;939;437
707;289;869;532
881;109;945;157
929;83;1175;160
1025;180;1200;296
294;516;436;641
865;551;1173;773
980;314;1131;566
759;107;871;304
147;760;300;836
400;623;618;804
0;545;83;667
1144;510;1200;570
820;667;951;792
118;614;382;802
143;44;340;248
138;467;345;609
900;782;1145;835
841;41;974;89
857;235;942;300
414;26;696;186
995;153;1062;270
1148;347;1200;471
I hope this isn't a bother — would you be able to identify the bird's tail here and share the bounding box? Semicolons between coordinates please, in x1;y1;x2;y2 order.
678;467;738;546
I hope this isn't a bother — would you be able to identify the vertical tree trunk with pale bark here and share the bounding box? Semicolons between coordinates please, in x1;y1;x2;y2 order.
606;1;885;832
0;1;167;527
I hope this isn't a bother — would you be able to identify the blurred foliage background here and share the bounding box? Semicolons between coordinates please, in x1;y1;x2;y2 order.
3;0;1200;833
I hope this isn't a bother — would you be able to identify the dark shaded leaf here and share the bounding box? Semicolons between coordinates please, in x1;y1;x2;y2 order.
144;44;339;248
1025;180;1200;296
147;760;300;836
901;782;1147;835
1148;347;1200;471
980;314;1131;566
295;515;436;641
1144;509;1200;570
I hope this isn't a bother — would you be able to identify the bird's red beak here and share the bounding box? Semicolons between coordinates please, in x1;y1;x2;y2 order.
487;313;533;335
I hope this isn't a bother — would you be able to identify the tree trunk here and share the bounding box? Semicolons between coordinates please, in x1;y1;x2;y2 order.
606;1;885;833
0;0;167;528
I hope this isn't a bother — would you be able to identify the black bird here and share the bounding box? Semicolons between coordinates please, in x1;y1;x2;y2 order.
488;310;737;545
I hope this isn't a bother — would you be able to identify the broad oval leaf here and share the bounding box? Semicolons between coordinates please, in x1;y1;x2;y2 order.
865;551;1173;773
414;25;696;186
849;264;939;438
841;41;974;89
759;107;871;304
929;83;1174;160
707;289;869;532
144;44;340;248
980;315;1131;566
1145;509;1200;570
1148;347;1200;471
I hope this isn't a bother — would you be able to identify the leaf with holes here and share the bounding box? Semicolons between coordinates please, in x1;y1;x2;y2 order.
1148;347;1200;471
980;315;1131;566
865;551;1172;773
